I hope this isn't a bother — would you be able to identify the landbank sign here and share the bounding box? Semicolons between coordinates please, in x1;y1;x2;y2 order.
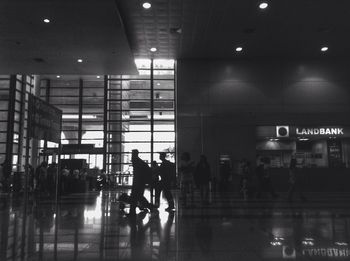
274;126;350;138
296;127;344;136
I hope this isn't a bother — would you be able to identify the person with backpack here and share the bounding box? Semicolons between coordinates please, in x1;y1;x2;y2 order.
156;152;176;211
129;149;153;216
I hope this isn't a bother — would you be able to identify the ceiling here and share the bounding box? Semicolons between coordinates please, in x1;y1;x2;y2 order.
117;0;350;59
2;0;350;76
0;0;137;75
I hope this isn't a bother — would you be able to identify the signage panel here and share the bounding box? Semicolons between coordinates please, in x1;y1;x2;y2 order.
28;94;62;143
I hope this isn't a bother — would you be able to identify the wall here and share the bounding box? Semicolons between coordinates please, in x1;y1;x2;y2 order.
177;59;350;181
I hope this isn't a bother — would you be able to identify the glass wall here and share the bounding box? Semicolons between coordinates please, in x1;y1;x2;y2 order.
0;75;11;164
39;59;176;175
40;77;105;168
0;75;35;171
106;59;176;175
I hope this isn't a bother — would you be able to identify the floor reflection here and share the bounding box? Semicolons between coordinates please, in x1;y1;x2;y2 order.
1;191;350;260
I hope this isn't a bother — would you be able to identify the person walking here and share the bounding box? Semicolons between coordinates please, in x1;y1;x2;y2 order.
156;152;176;211
129;149;153;216
179;152;195;207
194;155;211;205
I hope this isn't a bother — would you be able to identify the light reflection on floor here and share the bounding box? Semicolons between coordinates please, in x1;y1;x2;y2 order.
1;191;350;260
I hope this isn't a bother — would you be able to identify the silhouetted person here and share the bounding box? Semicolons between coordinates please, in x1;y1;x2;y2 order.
47;162;57;197
130;149;152;216
26;164;35;192
256;158;278;199
194;155;211;205
151;161;161;206
219;161;231;195
241;160;252;200
0;159;11;192
179;152;195;207
156;152;175;211
287;155;307;202
61;165;69;194
37;161;48;196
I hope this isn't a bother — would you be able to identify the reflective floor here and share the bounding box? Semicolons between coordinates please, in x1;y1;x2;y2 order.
1;190;350;260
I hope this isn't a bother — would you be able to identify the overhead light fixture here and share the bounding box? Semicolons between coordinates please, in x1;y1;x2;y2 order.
235;47;243;52
259;2;269;9
150;47;157;52
142;2;151;9
56;75;61;78
77;58;83;63
43;18;50;23
62;114;97;119
96;75;101;79
321;46;328;52
157;82;161;86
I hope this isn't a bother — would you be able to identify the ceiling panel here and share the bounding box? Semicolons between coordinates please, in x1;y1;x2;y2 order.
0;0;137;75
117;0;350;59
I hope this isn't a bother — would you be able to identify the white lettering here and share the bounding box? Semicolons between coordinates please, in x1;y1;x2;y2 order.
296;127;345;136
334;248;339;256
327;248;333;257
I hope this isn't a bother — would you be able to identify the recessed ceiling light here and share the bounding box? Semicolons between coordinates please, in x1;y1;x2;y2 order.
321;46;329;52
56;75;61;78
259;2;269;9
96;75;101;79
150;47;157;52
142;2;151;9
43;18;50;23
77;59;83;63
157;82;160;86
235;47;243;52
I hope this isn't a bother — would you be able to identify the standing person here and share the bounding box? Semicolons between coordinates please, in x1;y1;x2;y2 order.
194;155;211;205
61;165;70;194
219;160;231;195
129;149;153;216
287;155;307;202
0;160;4;192
237;159;246;192
241;161;252;200
255;158;278;199
37;161;48;196
179;152;195;207
151;161;161;207
47;162;57;198
157;152;176;211
0;159;10;192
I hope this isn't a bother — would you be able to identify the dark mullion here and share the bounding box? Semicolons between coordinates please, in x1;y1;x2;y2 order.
43;79;51;161
6;75;16;167
16;75;26;171
78;79;83;144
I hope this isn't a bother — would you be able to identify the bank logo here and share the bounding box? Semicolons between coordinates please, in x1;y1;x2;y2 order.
276;126;289;137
